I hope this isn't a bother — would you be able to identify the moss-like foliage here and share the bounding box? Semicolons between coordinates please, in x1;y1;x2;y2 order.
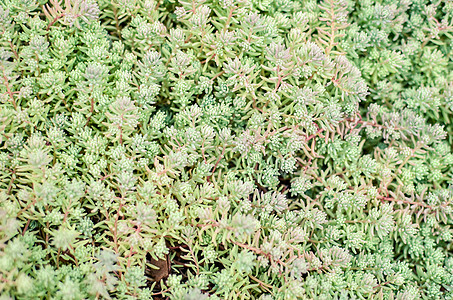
0;0;452;299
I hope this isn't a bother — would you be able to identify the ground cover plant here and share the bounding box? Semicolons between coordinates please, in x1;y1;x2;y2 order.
0;0;452;299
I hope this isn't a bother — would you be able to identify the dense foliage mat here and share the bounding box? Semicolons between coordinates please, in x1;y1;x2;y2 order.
1;0;453;299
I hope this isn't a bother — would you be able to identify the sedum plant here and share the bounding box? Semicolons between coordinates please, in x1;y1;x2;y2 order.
0;0;452;299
